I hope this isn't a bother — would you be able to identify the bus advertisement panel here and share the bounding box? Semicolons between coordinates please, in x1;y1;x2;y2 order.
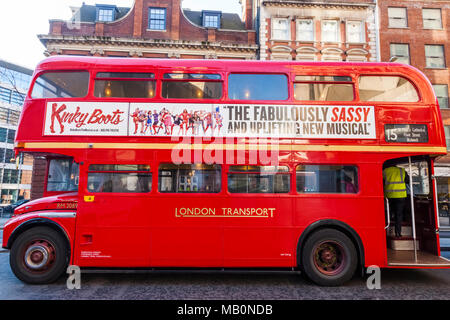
44;101;376;139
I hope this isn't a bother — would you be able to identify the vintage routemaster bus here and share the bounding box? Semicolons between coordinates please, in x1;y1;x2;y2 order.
3;56;450;286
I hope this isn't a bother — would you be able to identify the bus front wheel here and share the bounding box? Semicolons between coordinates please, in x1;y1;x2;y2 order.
10;226;69;284
301;229;357;286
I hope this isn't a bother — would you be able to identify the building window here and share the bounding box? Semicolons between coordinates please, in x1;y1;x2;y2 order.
272;18;290;40
388;7;408;28
203;12;221;28
148;8;166;31
433;84;449;109
390;43;410;64
0;66;31;92
0;107;20;125
445;126;450;151
422;8;442;29
321;20;339;43
346;21;364;43
7;129;15;144
296;19;314;42
97;9;114;22
0;86;25;106
425;45;446;68
1;189;18;205
2;169;19;184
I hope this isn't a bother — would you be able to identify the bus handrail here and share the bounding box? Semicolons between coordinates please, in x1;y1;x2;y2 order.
385;197;390;230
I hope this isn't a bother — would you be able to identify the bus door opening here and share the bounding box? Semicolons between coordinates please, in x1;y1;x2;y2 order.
383;156;450;266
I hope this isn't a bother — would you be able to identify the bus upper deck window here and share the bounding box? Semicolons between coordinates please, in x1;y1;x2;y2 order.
228;74;288;100
31;72;89;99
162;73;222;99
94;72;156;98
294;75;354;101
359;76;419;102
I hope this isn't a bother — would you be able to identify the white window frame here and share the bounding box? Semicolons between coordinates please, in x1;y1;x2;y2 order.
433;84;449;109
346;20;365;44
425;45;446;68
422;8;442;29
272;18;291;41
445;126;450;151
204;14;220;28
321;20;340;43
296;19;315;42
98;9;114;22
388;7;408;28
148;7;167;31
390;43;410;64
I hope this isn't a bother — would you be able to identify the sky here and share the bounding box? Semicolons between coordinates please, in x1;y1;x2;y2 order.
0;0;242;70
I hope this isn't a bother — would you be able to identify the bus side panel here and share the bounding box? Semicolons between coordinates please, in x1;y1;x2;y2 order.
222;196;295;267
74;193;152;267
149;194;223;267
292;161;388;268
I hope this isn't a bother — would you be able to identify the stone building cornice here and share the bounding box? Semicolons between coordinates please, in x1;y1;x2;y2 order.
262;0;375;9
38;35;258;53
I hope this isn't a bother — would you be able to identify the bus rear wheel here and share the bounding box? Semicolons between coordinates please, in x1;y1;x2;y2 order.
301;229;357;286
10;226;69;284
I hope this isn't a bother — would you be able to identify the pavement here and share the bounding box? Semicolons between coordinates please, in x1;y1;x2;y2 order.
0;217;9;227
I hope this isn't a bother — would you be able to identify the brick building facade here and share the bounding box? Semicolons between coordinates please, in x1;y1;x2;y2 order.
259;0;379;62
379;0;449;113
38;0;258;60
378;0;450;229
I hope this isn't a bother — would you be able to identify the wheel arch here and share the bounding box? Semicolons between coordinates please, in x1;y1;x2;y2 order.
296;219;365;274
6;218;71;255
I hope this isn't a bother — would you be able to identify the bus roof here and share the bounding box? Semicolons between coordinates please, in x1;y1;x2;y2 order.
34;55;421;75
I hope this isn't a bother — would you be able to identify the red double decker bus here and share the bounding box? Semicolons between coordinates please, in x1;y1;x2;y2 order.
3;56;450;286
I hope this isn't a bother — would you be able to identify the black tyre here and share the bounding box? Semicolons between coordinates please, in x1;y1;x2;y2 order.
301;229;357;286
10;226;69;284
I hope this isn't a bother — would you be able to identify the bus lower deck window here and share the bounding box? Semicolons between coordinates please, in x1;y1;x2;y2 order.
296;165;358;194
228;165;290;194
87;164;152;193
158;164;221;193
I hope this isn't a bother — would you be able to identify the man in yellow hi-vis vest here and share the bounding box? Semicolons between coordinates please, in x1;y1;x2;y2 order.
383;164;409;237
